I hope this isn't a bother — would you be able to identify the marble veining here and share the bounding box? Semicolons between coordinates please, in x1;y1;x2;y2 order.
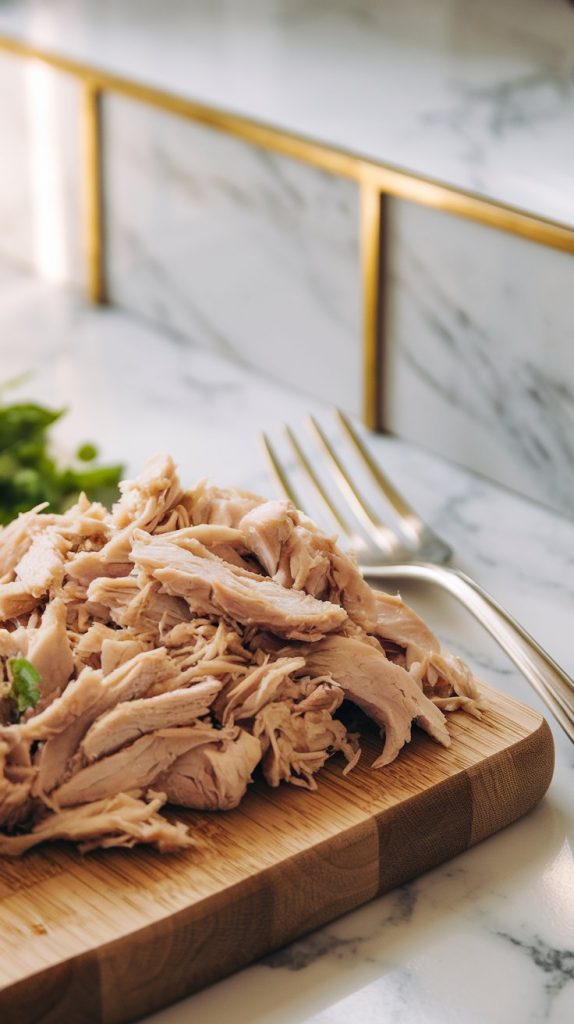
262;886;418;973
0;263;572;1024
1;0;574;224
494;930;574;1005
385;198;574;518
103;94;362;414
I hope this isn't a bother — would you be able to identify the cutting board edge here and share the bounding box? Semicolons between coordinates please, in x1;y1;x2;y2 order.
0;709;554;1024
468;712;554;844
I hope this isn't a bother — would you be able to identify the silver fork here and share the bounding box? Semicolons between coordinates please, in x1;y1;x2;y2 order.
262;409;574;744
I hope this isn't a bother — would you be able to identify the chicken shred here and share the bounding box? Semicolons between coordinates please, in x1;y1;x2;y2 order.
0;453;486;855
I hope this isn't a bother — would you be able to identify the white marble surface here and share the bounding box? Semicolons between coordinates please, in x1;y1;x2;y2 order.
0;261;573;1023
0;48;83;284
103;94;362;415
385;197;574;518
1;0;574;226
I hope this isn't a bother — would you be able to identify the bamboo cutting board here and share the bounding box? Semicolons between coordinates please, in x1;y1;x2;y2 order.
0;687;553;1024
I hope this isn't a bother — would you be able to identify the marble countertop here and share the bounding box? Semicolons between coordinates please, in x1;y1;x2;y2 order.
1;261;573;1022
1;0;574;227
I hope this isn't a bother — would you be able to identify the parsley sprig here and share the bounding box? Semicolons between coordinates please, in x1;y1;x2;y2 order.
0;394;123;523
7;658;42;714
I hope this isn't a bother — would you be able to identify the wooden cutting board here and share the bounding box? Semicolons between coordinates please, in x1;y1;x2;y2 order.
0;687;553;1024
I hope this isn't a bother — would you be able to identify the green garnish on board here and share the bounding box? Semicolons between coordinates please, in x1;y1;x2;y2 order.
0;389;124;523
7;658;42;713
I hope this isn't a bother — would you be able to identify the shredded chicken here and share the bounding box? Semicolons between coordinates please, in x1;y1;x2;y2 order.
0;453;486;855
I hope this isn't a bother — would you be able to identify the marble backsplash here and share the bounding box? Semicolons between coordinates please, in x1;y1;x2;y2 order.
1;56;573;518
385;199;574;514
0;49;83;286
103;95;363;416
100;94;574;517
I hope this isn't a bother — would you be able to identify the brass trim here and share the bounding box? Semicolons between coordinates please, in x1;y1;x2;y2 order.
360;181;384;431
2;33;574;255
82;79;106;304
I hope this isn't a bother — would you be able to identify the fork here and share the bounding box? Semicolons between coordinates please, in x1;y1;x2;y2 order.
262;409;574;743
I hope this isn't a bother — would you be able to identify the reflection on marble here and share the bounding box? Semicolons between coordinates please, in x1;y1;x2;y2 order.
103;94;362;413
1;0;574;224
1;263;573;1024
0;49;83;285
385;198;574;518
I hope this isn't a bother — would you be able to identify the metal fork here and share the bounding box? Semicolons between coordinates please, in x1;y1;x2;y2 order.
262;409;574;743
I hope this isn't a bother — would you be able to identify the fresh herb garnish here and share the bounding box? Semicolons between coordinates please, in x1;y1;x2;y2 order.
7;658;42;713
76;442;98;463
0;391;124;523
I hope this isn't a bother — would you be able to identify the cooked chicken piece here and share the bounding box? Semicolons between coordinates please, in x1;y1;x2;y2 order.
373;591;440;665
0;581;40;620
158;728;262;810
239;500;377;630
161;524;245;547
74;455;185;576
156;523;256;570
411;650;485;705
0;627;28;659
82;679;222;760
27;598;74;703
112;452;184;532
87;575;190;633
132;536;347;641
302;635;451;766
298;528;376;631
56;493;110;540
19;650;172;743
66;549;132;586
52;724;230;807
0;739;35;829
15;530;70;598
258;704;358;790
295;680;345;715
72;624;149;673
215;656;306;725
240;500;296;576
276;524;331;595
154;503;191;534
100;638;150;675
0;790;193;855
24;650;177;797
0;504;52;578
189;481;263;527
253;703;359;789
74;622;119;658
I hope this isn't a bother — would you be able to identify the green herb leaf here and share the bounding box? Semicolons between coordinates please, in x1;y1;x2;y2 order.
76;442;98;463
7;658;42;713
0;383;124;522
0;403;65;450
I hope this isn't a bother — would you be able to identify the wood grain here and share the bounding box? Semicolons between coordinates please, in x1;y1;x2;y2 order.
0;687;554;1024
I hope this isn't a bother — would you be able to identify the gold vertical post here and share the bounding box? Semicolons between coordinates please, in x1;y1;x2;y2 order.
360;178;385;431
82;79;106;303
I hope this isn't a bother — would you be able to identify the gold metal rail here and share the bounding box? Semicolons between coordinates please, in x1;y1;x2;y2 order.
2;32;574;430
82;79;106;304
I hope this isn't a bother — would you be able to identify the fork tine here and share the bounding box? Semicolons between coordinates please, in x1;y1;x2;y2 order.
307;416;403;556
336;409;413;521
261;433;301;507
335;409;451;560
284;426;354;539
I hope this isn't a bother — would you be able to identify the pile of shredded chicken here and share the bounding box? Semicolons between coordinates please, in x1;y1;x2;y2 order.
0;454;486;856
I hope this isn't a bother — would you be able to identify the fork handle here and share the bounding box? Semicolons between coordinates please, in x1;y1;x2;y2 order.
362;562;574;744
